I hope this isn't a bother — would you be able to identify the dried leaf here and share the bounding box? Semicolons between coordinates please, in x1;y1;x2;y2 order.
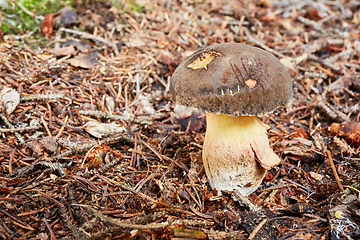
172;105;195;120
309;171;324;181
124;34;146;47
177;189;190;201
105;96;115;113
26;137;58;156
137;93;155;115
26;139;44;156
63;40;91;53
330;122;360;147
312;133;327;152
292;128;308;139
83;121;126;138
283;145;311;156
68;52;98;69
41;14;54;38
281;137;313;148
0;87;20;114
156;49;175;64
36;233;49;240
290;233;313;240
45;45;77;56
39;136;58;153
328;75;353;95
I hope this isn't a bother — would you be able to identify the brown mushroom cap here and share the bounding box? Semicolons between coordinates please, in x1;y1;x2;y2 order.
170;43;292;116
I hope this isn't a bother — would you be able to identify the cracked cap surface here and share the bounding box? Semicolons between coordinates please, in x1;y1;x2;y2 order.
170;43;293;116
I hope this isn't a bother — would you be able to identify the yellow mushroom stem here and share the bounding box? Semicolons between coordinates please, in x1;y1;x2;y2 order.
202;113;281;196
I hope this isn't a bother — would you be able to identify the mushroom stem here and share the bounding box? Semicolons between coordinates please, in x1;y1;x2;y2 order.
202;113;280;196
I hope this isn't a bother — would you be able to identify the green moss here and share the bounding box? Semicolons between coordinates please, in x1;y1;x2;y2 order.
1;0;73;35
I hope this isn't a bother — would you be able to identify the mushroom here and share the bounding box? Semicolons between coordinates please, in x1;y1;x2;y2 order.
170;43;292;196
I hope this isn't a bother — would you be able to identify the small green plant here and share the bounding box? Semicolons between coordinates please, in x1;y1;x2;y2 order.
128;0;143;13
108;0;144;14
1;0;72;35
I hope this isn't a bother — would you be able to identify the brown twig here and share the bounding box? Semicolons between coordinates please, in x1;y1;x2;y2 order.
37;191;65;208
59;27;114;46
248;218;267;240
54;115;68;139
43;218;57;240
86;206;169;229
0;209;35;231
20;93;64;101
171;227;207;239
0;126;41;133
41;115;52;137
326;150;344;192
283;178;315;193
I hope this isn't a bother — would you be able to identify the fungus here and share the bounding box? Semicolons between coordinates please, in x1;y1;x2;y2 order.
170;43;292;195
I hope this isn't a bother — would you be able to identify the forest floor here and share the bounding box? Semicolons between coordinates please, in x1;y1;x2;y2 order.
1;0;360;239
